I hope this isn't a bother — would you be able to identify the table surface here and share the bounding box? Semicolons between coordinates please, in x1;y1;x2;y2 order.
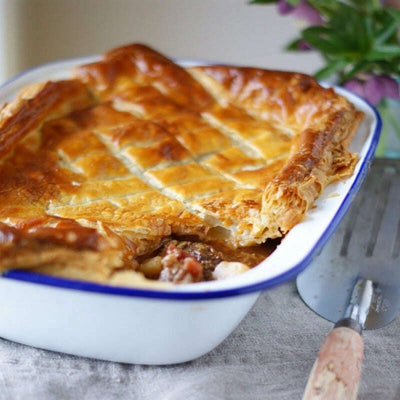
0;281;399;400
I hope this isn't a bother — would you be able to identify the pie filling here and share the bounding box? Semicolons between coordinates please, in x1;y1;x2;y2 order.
136;238;279;284
0;44;363;287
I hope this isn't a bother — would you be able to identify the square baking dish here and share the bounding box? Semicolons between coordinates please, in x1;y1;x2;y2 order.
0;57;381;364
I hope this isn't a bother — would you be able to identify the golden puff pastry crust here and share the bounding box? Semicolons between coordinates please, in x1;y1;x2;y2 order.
0;44;363;284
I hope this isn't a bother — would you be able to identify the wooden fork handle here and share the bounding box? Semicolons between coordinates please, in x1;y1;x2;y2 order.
303;326;364;400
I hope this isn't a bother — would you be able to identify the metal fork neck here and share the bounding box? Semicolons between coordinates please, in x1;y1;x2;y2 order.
334;318;363;334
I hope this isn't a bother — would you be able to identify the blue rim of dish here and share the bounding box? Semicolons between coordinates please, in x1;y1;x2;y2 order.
0;58;382;300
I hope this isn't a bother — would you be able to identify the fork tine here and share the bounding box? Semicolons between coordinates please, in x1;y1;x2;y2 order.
344;163;384;264
339;172;375;257
365;166;394;257
374;165;400;260
393;216;400;259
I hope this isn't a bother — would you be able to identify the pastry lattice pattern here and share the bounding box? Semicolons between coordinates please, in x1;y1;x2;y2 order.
44;74;293;244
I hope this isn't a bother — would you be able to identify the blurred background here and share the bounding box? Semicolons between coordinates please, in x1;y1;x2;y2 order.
0;0;323;83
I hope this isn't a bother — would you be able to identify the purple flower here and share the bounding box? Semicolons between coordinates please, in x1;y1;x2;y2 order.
364;77;386;106
277;0;294;14
277;0;323;25
376;75;400;100
344;75;400;105
344;79;366;99
292;1;323;25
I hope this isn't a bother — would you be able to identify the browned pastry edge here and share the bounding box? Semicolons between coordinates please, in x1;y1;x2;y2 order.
188;65;364;237
0;80;93;161
0;218;138;278
75;43;215;112
0;44;364;281
261;108;362;236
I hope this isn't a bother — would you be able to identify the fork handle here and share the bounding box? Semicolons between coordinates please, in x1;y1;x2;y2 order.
303;324;364;400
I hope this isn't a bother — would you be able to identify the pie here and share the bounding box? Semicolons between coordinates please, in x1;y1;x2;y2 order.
0;44;363;286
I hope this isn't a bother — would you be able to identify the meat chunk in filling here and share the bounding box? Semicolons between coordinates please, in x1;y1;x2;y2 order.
159;244;204;284
170;241;223;280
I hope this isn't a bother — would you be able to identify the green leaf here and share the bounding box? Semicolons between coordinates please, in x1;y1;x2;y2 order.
329;2;374;53
285;0;300;5
348;0;382;13
374;19;399;45
248;0;277;4
302;26;352;55
371;58;400;75
367;45;400;60
373;9;400;45
302;3;380;59
301;26;333;49
307;0;338;17
314;59;347;80
386;8;400;22
342;61;370;81
285;38;303;51
248;0;299;6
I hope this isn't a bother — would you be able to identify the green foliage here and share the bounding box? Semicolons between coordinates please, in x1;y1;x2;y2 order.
248;0;400;83
248;0;300;4
248;0;278;4
285;38;304;51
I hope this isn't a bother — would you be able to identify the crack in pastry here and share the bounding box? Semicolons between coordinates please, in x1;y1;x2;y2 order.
0;44;364;286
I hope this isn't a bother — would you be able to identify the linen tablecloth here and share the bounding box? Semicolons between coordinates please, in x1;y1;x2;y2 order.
0;281;398;400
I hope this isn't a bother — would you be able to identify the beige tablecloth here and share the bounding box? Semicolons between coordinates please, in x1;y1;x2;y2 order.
0;281;398;400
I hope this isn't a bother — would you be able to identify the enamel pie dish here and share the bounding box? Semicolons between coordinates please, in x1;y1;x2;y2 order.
0;45;381;364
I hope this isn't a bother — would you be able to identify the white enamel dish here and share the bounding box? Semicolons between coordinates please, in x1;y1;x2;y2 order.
0;57;381;364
